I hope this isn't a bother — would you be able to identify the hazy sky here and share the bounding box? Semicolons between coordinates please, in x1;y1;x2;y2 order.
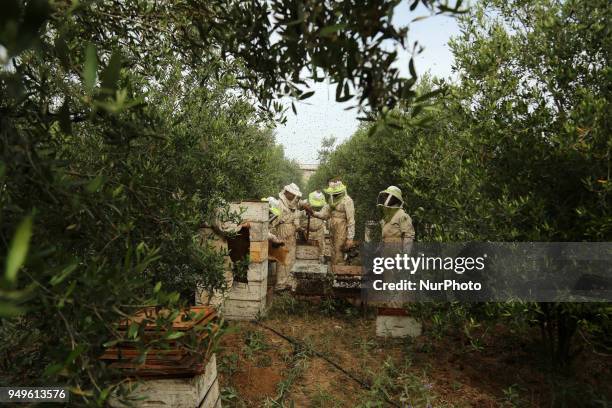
274;3;461;164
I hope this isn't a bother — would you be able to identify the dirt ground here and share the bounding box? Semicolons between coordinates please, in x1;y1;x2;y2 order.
216;296;611;407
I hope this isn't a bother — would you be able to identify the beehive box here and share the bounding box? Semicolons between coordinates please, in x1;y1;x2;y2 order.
292;261;329;295
109;354;221;408
103;307;221;407
224;201;270;320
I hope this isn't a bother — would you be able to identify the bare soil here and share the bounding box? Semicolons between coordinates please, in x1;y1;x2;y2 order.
216;298;611;407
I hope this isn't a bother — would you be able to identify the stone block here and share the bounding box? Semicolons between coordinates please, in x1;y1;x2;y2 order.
109;354;219;408
226;279;267;302
249;240;268;263
198;378;220;408
230;201;268;223
375;316;422;338
247;261;268;282
223;298;266;320
248;221;268;242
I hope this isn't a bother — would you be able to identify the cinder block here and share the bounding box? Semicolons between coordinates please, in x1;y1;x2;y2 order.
109;354;219;407
249;240;268;263
230;201;268;223
226;280;267;302
198;378;220;408
376;316;422;338
248;221;268;242
223;299;266;320
247;261;268;282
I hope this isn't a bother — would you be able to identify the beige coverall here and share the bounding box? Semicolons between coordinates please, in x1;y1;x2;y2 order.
299;211;325;255
380;208;415;245
381;208;415;307
275;195;301;289
314;195;355;265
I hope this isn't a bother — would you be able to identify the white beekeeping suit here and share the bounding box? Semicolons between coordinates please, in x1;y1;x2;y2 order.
378;185;415;308
377;185;414;248
299;190;326;259
275;183;302;290
311;180;356;265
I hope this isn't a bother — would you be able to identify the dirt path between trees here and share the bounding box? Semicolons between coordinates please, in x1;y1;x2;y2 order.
216;296;611;407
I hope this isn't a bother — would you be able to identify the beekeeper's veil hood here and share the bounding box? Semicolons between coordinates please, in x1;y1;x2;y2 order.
323;180;347;207
280;183;302;209
377;185;403;208
308;191;326;209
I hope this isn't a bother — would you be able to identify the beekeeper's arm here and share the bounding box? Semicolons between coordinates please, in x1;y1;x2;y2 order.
311;204;331;220
399;212;415;253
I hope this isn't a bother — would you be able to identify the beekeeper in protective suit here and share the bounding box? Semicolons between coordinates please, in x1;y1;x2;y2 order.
378;186;415;307
264;196;284;244
308;179;356;265
275;183;303;290
377;185;415;248
299;190;326;261
197;202;242;307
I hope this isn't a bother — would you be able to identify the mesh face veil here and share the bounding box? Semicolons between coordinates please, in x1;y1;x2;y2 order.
327;191;345;206
324;180;347;207
377;191;402;208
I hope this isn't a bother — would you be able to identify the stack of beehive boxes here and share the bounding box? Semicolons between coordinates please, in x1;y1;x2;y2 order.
223;201;270;320
102;306;221;407
293;241;329;295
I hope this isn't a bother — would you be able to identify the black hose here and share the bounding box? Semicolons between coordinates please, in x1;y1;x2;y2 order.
252;320;402;408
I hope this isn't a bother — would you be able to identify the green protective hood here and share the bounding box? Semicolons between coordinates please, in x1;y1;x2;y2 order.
327;191;345;209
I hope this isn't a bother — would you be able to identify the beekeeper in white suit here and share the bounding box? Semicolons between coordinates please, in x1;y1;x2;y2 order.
275;183;303;290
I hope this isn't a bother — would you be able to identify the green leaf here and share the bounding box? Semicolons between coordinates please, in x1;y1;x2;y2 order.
64;344;86;364
299;91;314;100
409;57;417;79
102;339;120;348
128;323;139;339
165;331;185;340
153;281;162;293
100;49;122;94
50;262;78;286
54;35;71;70
83;43;98;91
319;24;346;37
44;363;64;377
85;174;104;193
5;216;33;284
0;302;25;317
415;87;445;103
58;98;72;134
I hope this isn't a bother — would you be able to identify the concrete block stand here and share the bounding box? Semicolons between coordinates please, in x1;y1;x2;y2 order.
375;308;422;338
109;354;221;408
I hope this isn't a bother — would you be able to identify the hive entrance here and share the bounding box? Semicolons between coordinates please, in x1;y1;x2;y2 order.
227;226;250;283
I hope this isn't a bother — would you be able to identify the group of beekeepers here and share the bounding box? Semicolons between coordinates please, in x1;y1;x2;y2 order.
263;179;415;291
198;178;416;304
263;178;356;290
